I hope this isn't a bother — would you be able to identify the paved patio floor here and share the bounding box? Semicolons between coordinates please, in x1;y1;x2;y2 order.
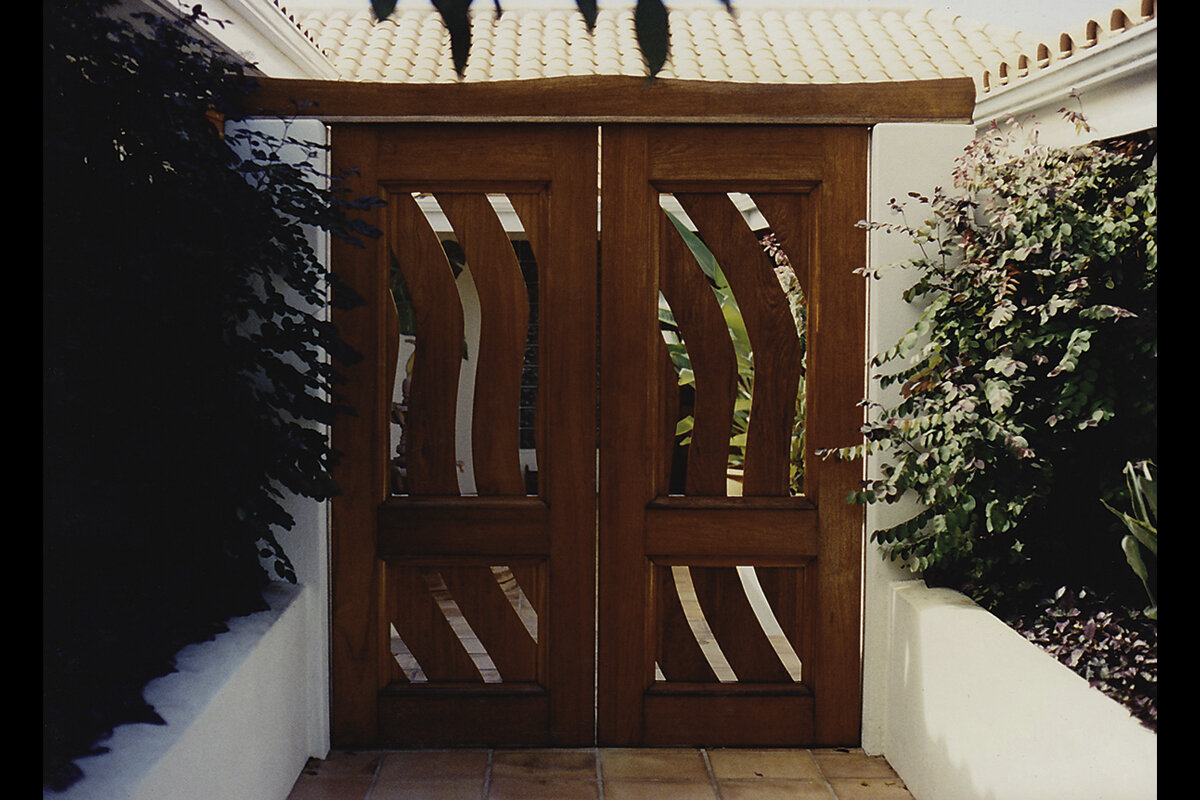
285;746;914;799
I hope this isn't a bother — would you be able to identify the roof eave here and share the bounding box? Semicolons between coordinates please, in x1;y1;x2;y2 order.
973;19;1156;129
200;0;339;79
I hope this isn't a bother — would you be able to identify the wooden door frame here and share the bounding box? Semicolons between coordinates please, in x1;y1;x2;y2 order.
244;75;975;748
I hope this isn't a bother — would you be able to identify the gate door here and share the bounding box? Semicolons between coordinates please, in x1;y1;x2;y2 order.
330;125;598;746
598;125;866;745
330;122;865;748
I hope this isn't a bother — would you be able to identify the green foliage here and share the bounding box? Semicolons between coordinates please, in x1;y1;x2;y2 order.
823;115;1157;603
1103;460;1157;619
661;214;806;493
370;0;725;78
43;1;371;788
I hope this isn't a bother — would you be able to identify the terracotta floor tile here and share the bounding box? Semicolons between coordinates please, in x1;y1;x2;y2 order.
376;749;490;782
812;748;900;779
295;751;384;780
719;778;837;800
827;777;915;800
599;748;711;781
284;775;373;800
491;748;597;780
603;779;719;800
707;749;822;780
368;778;485;800
487;776;600;799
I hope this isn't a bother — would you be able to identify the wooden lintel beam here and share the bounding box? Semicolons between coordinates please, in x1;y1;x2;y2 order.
240;75;976;125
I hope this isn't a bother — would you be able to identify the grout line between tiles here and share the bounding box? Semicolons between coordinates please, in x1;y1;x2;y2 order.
811;751;840;800
595;746;605;800
700;748;724;800
482;748;494;800
362;751;384;800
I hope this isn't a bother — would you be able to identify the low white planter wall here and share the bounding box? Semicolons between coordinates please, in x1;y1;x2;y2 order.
882;581;1156;800
48;582;318;800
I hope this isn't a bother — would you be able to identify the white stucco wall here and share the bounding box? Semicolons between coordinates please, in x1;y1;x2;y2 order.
860;121;976;755
885;583;1156;800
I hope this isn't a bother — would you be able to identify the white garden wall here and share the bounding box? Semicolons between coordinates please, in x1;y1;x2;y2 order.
884;582;1156;800
860;122;975;753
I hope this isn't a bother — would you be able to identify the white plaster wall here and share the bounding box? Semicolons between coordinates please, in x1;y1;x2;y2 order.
249;117;334;761
885;583;1156;800
48;584;313;800
860;122;975;755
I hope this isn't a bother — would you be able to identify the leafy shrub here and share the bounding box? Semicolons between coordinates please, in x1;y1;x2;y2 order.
43;2;371;788
1005;586;1156;730
823;114;1157;606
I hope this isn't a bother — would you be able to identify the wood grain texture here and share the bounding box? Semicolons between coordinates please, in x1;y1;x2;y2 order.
689;566;792;682
388;565;483;683
436;192;529;496
329;125;387;745
243;75;975;124
656;565;720;683
390;191;464;496
438;565;537;682
659;211;738;496
675;192;801;497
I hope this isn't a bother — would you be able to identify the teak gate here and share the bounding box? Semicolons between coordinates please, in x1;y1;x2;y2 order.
292;75;974;750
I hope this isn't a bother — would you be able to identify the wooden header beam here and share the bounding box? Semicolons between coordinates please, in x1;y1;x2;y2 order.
241;75;975;125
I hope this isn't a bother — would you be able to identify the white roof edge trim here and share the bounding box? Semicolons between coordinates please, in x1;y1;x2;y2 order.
206;0;340;78
973;19;1156;130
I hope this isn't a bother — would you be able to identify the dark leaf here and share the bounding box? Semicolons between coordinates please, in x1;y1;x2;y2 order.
370;0;398;22
635;0;670;77
433;0;473;77
575;0;598;32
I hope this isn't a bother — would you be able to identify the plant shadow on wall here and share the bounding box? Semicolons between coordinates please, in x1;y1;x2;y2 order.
822;110;1157;728
43;2;379;790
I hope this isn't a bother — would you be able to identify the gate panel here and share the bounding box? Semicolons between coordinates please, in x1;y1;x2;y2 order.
331;125;597;746
598;125;866;745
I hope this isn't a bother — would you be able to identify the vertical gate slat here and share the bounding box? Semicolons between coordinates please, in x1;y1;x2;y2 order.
506;192;547;480
658;339;681;494
674;193;801;497
689;566;792;682
749;194;813;299
390;192;465;496
436;193;529;496
659;212;739;496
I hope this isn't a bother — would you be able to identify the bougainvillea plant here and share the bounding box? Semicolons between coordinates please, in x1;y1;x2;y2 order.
822;112;1157;605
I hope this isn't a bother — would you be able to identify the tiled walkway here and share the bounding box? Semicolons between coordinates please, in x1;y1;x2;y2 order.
285;747;914;799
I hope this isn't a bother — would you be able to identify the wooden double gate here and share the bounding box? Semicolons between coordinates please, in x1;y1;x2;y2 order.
331;120;867;748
